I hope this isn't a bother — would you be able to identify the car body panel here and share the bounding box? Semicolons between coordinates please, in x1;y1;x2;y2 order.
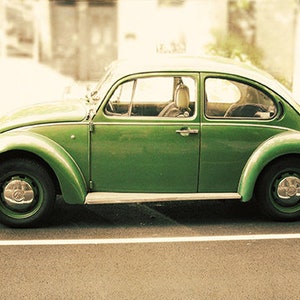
0;100;88;133
91;121;200;193
198;72;300;195
199;123;289;193
239;131;300;201
29;123;91;187
0;131;87;204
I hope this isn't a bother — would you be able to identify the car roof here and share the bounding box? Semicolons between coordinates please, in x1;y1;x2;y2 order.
114;55;269;78
109;55;294;104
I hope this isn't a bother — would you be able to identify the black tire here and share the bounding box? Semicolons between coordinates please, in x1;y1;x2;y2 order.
0;158;55;227
256;158;300;221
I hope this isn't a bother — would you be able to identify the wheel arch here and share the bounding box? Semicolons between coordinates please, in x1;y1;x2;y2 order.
238;132;300;202
0;150;60;194
0;131;87;204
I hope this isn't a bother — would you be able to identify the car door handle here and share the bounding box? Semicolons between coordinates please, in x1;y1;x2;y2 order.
176;128;199;136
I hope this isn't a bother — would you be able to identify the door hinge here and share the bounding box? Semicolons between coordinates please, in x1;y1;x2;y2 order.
89;122;94;133
89;180;94;190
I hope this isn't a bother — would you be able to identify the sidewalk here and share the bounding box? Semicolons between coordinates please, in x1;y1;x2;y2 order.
0;57;75;115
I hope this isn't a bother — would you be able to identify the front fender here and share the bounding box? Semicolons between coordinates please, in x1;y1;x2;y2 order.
0;131;87;204
239;131;300;202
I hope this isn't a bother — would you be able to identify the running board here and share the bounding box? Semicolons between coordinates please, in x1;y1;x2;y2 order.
85;192;241;205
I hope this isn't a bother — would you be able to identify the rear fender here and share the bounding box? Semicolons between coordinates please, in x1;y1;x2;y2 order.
0;131;87;204
238;131;300;202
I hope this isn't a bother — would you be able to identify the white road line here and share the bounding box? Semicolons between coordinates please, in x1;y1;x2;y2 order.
0;233;300;246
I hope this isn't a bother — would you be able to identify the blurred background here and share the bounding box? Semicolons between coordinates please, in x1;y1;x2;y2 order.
0;0;300;110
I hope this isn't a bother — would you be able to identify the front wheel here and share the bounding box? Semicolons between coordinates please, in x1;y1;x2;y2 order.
0;158;55;227
256;158;300;221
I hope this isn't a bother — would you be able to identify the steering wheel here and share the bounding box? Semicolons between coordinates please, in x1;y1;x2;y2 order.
107;101;115;113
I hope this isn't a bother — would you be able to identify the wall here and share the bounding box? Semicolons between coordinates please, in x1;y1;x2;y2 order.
50;1;117;81
118;0;227;58
256;0;296;85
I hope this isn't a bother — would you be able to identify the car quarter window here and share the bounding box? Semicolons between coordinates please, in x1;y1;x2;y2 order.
205;78;277;119
105;76;196;118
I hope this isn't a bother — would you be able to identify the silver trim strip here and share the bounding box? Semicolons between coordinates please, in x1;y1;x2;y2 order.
85;192;241;205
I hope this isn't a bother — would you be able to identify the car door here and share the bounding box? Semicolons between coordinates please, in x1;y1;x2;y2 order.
90;73;200;193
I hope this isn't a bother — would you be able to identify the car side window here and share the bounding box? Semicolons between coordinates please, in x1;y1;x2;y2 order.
105;76;196;118
205;78;277;119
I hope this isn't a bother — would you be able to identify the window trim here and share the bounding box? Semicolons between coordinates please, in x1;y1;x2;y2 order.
203;74;279;121
99;72;199;122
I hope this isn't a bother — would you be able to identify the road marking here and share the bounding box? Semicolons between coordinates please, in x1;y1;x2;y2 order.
0;233;300;246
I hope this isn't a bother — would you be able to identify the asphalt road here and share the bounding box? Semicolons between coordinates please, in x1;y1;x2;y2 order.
0;199;299;300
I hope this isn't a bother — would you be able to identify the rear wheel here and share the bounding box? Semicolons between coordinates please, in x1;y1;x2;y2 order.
256;158;300;221
0;158;55;227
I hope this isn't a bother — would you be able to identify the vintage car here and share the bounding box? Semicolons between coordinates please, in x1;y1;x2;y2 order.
0;56;300;227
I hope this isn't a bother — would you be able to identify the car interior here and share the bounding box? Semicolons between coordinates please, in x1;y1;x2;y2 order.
205;78;277;119
105;76;195;118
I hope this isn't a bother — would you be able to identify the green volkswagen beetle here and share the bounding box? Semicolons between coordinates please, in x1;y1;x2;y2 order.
1;56;300;227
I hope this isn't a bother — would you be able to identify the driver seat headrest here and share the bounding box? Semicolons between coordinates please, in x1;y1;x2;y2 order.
175;83;190;109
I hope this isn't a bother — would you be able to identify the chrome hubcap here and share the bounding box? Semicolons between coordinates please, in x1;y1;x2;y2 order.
277;176;300;205
3;179;35;211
